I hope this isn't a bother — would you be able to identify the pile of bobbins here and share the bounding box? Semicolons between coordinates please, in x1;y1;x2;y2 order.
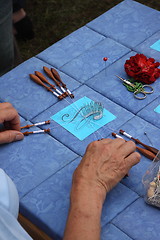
29;66;74;100
112;130;159;161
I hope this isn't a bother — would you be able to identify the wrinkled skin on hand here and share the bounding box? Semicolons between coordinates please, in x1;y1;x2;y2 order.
0;102;24;144
73;138;141;202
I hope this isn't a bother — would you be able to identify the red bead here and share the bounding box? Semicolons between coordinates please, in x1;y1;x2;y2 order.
103;57;108;61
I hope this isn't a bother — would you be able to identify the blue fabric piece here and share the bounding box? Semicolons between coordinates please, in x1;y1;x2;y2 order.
0;57;80;120
154;104;160;113
0;120;78;198
32;85;134;155
86;51;160;114
101;224;132;240
51;96;116;140
134;31;160;61
20;157;138;239
137;96;160;129
60;38;130;83
0;1;160;239
37;26;105;68
87;0;160;48
112;198;160;240
150;39;160;52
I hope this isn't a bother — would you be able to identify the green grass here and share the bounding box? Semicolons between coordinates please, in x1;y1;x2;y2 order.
18;0;160;61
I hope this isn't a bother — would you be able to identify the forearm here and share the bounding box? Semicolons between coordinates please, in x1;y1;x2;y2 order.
63;182;104;240
63;139;140;239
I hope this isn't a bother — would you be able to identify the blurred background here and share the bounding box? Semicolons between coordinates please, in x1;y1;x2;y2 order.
17;0;160;61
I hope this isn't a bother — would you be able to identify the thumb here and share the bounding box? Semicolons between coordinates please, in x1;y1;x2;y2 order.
0;130;24;144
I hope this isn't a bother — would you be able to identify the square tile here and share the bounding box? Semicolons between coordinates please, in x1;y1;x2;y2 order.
60;38;130;83
20;157;81;239
20;157;138;239
37;26;105;68
134;31;160;61
86;51;160;114
154;104;160;113
150;39;160;52
0;57;80;120
101;184;138;227
51;96;116;140
0;120;78;198
87;0;160;48
101;224;133;240
32;85;134;155
112;198;160;240
137;96;160;129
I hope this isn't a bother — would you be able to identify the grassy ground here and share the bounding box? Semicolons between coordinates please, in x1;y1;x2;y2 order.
17;0;160;61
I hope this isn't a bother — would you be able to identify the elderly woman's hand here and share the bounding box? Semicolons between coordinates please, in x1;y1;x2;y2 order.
0;103;24;144
63;138;141;240
72;138;141;203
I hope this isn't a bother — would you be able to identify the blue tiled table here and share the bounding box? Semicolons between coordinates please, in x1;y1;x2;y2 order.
0;0;160;239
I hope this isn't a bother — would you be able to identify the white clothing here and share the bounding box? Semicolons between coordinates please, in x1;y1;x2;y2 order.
0;169;32;240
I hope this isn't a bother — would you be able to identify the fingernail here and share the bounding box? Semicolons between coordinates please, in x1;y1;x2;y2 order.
15;133;24;141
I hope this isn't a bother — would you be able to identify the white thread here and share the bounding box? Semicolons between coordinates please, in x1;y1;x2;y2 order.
63;99;105;140
123;132;132;139
90;120;103;139
61;87;66;93
53;91;59;97
33;130;45;134
63;98;84;119
56;89;63;95
67;89;72;95
115;134;123;139
50;98;108;141
34;121;46;126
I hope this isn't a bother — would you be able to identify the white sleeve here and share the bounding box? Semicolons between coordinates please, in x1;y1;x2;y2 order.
0;205;33;240
0;169;32;240
0;168;19;218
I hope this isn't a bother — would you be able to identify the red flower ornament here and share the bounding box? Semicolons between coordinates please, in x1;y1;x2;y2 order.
124;54;160;84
